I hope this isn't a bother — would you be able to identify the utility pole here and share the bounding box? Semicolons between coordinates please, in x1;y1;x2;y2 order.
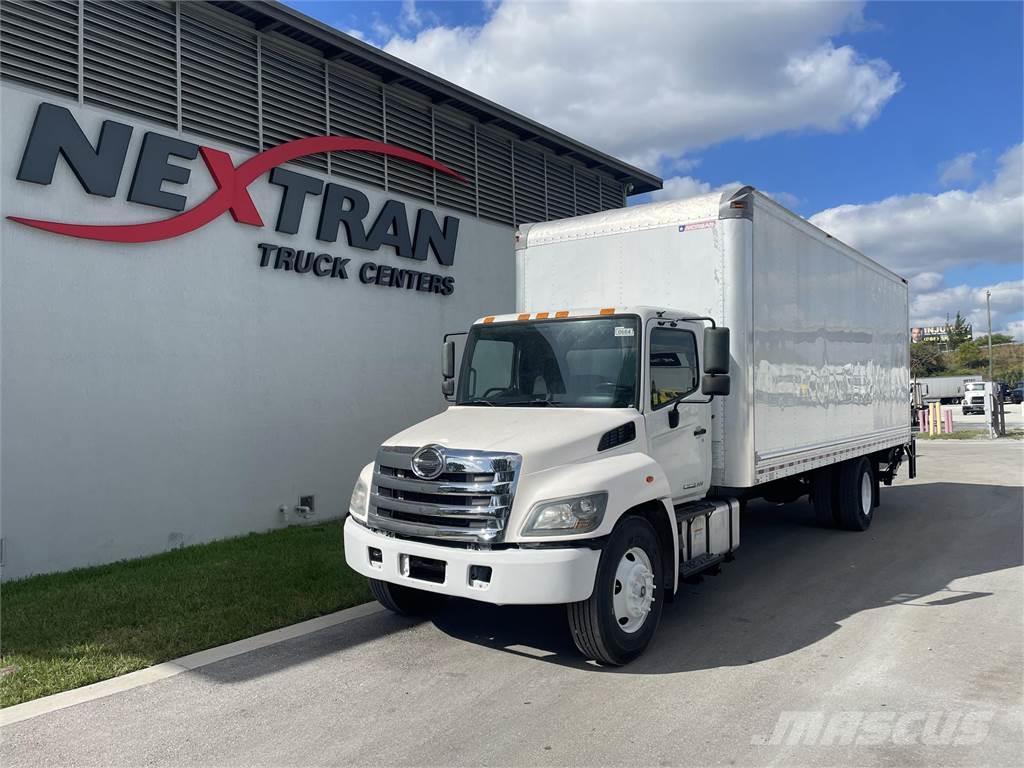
986;290;994;384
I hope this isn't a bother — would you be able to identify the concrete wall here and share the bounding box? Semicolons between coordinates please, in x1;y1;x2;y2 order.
0;83;515;579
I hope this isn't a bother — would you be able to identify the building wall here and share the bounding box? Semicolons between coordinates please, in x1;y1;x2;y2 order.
0;83;515;578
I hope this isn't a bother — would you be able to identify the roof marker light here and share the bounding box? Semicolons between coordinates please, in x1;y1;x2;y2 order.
599;307;615;315
536;312;550;319
518;313;531;321
483;316;495;324
555;310;570;318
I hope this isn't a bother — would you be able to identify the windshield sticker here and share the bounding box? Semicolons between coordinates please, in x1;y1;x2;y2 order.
614;326;635;337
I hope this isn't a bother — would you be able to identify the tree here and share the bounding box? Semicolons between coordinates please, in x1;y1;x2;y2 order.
911;341;944;377
955;340;984;369
944;312;973;351
974;333;1014;346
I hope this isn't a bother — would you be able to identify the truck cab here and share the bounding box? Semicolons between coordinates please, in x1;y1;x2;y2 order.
345;306;733;664
962;381;990;415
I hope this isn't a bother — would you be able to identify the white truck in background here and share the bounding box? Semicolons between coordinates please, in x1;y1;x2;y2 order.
345;187;916;665
916;374;982;405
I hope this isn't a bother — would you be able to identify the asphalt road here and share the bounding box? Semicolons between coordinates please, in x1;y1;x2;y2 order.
3;440;1022;767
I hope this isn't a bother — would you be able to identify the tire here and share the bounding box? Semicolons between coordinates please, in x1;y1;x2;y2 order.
811;466;838;528
836;457;874;531
368;578;442;616
567;516;664;666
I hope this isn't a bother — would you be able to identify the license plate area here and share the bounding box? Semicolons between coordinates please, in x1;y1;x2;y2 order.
399;553;446;584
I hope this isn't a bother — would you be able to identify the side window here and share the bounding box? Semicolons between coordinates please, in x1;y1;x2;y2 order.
650;328;699;409
468;339;514;397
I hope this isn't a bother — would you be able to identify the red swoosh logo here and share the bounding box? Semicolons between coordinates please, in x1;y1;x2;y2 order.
8;137;466;243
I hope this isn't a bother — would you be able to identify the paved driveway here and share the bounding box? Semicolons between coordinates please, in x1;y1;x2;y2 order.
3;440;1022;767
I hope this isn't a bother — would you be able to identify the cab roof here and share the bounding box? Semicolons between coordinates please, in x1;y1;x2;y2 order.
473;306;709;325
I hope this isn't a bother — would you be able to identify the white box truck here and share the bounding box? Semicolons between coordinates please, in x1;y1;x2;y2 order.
917;375;982;405
345;186;916;664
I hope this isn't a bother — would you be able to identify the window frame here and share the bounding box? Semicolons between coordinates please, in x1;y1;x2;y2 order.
455;315;642;409
648;326;701;411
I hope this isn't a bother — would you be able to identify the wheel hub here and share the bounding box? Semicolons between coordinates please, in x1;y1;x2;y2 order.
612;546;655;634
860;470;873;517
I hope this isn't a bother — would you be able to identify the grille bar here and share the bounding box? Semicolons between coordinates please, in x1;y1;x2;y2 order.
369;446;522;543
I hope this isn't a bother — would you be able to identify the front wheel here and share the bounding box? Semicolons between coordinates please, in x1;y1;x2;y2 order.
369;578;443;616
567;516;664;665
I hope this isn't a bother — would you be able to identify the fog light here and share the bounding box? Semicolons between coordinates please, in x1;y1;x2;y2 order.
469;565;492;589
368;547;382;569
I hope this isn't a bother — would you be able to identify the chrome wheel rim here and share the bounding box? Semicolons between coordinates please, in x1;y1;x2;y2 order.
612;546;655;634
860;470;873;517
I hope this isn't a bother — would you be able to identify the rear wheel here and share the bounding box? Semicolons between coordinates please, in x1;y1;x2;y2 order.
836;457;875;531
369;578;442;616
567;516;664;666
811;466;838;528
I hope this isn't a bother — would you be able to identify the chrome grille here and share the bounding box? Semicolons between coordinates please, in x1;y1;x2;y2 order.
369;446;521;543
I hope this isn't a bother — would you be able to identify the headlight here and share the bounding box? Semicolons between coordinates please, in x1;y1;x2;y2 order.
348;464;372;522
522;493;608;536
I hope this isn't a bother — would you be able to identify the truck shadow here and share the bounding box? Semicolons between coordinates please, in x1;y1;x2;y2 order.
429;480;1023;674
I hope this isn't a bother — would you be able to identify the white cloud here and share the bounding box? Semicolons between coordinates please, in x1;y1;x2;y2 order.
810;144;1024;279
382;1;900;169
1001;319;1024;341
812;145;1024;332
909;271;944;293
910;279;1024;331
650;176;799;210
939;151;977;187
650;176;740;202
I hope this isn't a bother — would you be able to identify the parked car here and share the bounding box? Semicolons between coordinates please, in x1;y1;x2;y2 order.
1009;386;1024;405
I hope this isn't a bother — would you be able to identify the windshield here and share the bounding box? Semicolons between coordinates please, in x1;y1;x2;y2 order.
457;317;640;408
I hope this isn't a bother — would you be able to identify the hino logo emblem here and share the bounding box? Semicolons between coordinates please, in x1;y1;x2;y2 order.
411;445;446;480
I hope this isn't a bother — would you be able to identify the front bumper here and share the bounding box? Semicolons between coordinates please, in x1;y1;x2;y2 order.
344;518;601;605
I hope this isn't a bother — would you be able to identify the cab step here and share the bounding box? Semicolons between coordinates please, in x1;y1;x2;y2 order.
674;497;740;580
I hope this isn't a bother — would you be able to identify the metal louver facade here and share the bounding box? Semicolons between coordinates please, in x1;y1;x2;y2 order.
260;39;327;173
0;0;79;99
180;4;259;150
0;0;653;226
384;92;434;202
83;0;177;127
329;64;385;188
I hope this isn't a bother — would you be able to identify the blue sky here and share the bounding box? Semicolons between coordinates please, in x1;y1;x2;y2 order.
285;0;1024;337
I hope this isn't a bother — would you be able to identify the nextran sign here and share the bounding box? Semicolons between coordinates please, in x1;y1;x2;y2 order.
10;103;464;296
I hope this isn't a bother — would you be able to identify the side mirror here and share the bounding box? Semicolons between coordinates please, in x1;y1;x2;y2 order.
703;327;730;375
442;340;456;398
442;340;456;379
702;374;731;397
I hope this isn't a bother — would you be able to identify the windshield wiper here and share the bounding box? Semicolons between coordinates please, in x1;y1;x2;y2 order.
461;397;496;406
503;399;562;407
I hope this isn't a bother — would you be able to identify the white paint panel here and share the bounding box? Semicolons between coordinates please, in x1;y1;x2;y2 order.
518;190;910;490
751;199;910;474
0;84;515;579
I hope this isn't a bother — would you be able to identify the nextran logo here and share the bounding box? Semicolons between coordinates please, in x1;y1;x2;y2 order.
10;103;464;267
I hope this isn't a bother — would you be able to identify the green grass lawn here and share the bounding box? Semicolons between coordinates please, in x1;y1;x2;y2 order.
0;521;371;708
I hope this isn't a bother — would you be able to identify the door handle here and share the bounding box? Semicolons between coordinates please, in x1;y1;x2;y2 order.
693;427;707;436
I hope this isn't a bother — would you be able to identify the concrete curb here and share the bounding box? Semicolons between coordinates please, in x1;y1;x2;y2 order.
0;601;384;728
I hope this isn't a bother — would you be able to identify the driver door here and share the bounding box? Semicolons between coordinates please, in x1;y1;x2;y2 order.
644;321;711;502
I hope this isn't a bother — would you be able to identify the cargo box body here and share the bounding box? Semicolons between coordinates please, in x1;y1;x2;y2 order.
516;188;911;489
